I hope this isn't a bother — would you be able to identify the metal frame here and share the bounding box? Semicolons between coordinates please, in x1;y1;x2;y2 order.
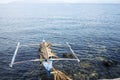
9;41;80;67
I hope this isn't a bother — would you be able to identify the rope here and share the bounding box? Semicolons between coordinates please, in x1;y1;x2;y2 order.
51;67;72;80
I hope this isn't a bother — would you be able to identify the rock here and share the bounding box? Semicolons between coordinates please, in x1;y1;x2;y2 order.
89;72;98;80
95;57;106;61
80;62;92;68
90;72;98;77
98;78;120;80
73;74;77;77
102;60;118;67
96;56;118;67
63;53;74;58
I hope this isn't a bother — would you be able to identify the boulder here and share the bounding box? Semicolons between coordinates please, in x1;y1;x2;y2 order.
63;53;74;58
102;60;118;67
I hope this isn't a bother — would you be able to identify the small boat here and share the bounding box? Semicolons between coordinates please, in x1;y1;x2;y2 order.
9;39;80;80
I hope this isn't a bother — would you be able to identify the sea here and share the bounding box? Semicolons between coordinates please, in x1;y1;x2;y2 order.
0;3;120;80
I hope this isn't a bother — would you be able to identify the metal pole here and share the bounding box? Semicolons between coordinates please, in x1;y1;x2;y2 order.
66;42;80;62
9;42;20;67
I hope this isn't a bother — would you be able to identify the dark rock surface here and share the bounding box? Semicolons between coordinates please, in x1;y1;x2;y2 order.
62;53;74;58
102;60;118;67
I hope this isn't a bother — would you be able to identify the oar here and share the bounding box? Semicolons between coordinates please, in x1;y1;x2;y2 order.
9;42;20;67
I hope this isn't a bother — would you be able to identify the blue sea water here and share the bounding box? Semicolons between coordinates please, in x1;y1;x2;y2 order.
0;4;120;80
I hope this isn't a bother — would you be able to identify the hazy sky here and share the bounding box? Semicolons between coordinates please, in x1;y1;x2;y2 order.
0;0;120;4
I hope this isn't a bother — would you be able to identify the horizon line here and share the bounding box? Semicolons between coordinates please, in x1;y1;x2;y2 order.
0;2;120;5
